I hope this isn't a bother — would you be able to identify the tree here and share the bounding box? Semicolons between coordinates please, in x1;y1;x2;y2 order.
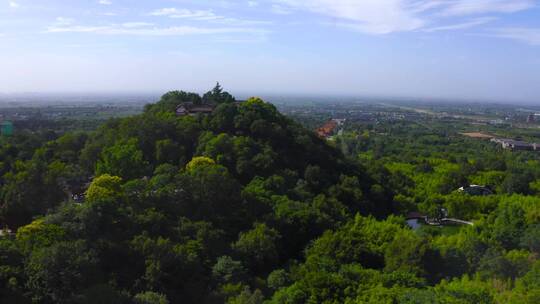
202;82;236;104
267;269;291;291
304;165;322;189
155;139;182;165
96;138;149;180
133;292;170;304
186;156;216;172
85;174;123;202
435;276;495;304
129;234;207;302
16;219;65;254
492;201;526;249
184;157;241;225
25;241;99;303
0;158;68;229
502;173;533;194
75;284;129;304
147;91;202;113
232;223;281;273
212;256;247;284
384;230;429;277
227;287;264;304
438;170;468;194
521;224;540;254
0;238;26;303
304;215;403;270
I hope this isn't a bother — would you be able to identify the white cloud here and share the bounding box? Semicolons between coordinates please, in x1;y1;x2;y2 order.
9;1;19;8
423;17;496;32
440;0;535;16
149;8;271;25
150;8;220;20
122;22;154;28
492;27;540;45
55;17;75;26
274;0;535;34
150;8;225;21
277;0;424;34
98;0;112;5
45;22;269;36
271;4;292;15
248;1;258;7
149;8;177;16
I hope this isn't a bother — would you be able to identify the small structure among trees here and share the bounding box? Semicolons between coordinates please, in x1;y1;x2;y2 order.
175;82;236;116
202;82;236;104
491;138;540;151
406;207;474;229
176;103;216;116
458;185;493;196
0;121;13;136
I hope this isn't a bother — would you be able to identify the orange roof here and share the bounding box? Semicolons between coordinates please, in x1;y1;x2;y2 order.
316;120;338;138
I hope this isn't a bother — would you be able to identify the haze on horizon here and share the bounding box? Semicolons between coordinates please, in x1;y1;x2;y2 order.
0;0;539;103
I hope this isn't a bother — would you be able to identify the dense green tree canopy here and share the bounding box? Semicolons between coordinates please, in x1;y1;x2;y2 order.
0;87;539;302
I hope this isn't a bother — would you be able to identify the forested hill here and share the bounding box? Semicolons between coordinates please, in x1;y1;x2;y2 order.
0;86;393;303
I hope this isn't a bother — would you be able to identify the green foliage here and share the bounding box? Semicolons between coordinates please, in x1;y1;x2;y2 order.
267;269;291;291
186;156;216;172
304;215;403;270
96;138;149;179
227;287;264;304
0;238;26;302
3;88;540;303
0;155;73;228
75;284;130;304
203;82;236;104
384;230;430;276
15;219;65;254
85;174;123;202
133;291;170;304
213;256;248;284
435;276;495;304
25;240;99;303
232;223;281;272
146;91;202;113
155;139;182;165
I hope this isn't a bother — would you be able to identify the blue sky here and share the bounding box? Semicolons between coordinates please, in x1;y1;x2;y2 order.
0;0;539;102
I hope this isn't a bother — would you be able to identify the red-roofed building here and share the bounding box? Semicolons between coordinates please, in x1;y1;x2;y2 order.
316;120;338;138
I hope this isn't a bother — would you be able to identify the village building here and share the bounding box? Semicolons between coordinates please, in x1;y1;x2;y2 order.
0;121;13;136
315;119;346;138
491;138;540;151
405;209;473;229
316;120;337;138
458;185;493;196
176;103;216;116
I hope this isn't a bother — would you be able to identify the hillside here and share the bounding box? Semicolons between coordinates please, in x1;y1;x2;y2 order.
3;87;540;304
0;86;392;303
